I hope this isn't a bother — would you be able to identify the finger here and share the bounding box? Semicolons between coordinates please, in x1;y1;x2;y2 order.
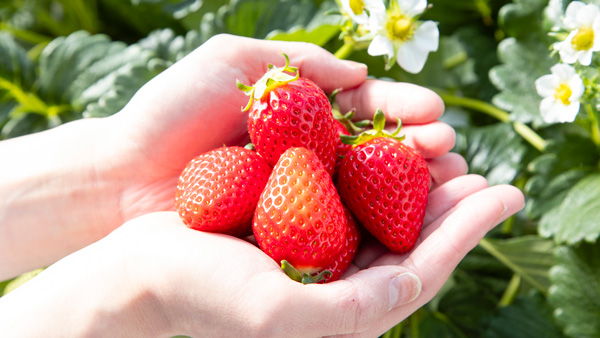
423;174;488;225
426;153;469;190
336;80;445;124
389;121;456;159
276;266;421;337
223;34;368;93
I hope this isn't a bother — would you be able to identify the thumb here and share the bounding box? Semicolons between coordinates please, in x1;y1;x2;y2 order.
286;267;422;337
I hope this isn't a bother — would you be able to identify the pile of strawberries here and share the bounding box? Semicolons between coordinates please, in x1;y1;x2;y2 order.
174;54;430;283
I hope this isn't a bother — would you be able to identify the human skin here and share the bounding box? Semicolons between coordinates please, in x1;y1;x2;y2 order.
0;34;524;336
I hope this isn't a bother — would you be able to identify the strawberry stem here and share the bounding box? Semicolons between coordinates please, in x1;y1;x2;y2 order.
280;260;332;284
341;109;406;146
236;53;300;112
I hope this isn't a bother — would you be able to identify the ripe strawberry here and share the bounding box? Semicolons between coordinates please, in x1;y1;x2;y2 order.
320;206;361;283
253;147;347;281
337;110;430;253
175;146;271;237
237;54;338;176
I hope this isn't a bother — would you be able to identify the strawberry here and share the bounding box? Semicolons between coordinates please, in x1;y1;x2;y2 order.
237;54;338;176
320;206;361;283
253;147;347;282
337;109;430;253
175;146;271;237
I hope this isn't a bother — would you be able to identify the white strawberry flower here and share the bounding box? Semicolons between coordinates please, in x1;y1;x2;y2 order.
535;63;584;123
553;1;600;65
340;0;385;26
366;0;439;73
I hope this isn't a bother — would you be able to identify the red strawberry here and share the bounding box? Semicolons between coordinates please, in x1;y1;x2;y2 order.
253;147;347;281
320;206;361;283
175;146;271;237
237;54;338;176
337;110;430;253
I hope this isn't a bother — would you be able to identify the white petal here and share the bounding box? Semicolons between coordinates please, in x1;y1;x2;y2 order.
550;63;577;80
592;19;600;50
565;1;586;28
396;39;430;73
535;74;559;98
364;0;386;13
577;49;593;65
540;98;580;123
368;34;395;58
412;21;439;52
576;4;600;26
396;0;427;17
568;74;585;100
556;39;580;64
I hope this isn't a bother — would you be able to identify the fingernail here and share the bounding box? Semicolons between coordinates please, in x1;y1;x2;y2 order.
389;272;422;310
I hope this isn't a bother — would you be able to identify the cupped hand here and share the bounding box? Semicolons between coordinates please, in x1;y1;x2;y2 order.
88;175;523;337
102;34;460;226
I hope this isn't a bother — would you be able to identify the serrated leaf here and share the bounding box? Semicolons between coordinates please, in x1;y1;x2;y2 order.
82;62;164;118
482;292;565;338
453;123;527;186
0;32;35;90
549;244;600;338
479;236;556;293
489;37;558;126
539;174;600;244
137;28;204;63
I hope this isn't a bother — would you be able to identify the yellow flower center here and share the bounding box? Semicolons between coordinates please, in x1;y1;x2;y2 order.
554;83;573;105
349;0;365;16
386;14;414;41
571;26;595;51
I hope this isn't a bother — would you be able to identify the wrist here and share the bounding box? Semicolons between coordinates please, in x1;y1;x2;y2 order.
0;231;171;337
0;117;123;279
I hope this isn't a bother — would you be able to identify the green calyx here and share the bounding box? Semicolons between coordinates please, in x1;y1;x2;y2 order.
236;53;300;112
340;108;405;146
329;88;370;135
281;260;332;284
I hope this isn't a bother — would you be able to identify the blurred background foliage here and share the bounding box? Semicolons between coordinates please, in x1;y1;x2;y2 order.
1;0;599;337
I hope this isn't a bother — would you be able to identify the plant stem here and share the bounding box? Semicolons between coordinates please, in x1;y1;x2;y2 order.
585;104;600;149
334;39;355;60
438;92;547;152
498;274;521;307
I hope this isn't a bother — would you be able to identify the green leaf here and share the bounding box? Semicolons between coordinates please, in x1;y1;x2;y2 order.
266;0;341;46
482;292;565;338
0;32;35;90
479;236;556;293
489;37;558;126
453;123;528;186
549;244;600;338
525;132;599;220
498;0;548;40
137;28;204;63
539;174;600;244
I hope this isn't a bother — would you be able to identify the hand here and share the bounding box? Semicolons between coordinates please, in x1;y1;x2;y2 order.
104;33;461;226
0;180;523;337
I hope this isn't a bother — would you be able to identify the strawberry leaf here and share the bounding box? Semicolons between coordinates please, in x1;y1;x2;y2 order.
489;37;557;126
453;123;527;186
549;243;600;337
482;292;565;338
539;173;600;244
479;236;556;293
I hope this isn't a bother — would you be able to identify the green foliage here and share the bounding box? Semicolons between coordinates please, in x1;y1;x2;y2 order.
549;244;600;338
2;0;600;337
